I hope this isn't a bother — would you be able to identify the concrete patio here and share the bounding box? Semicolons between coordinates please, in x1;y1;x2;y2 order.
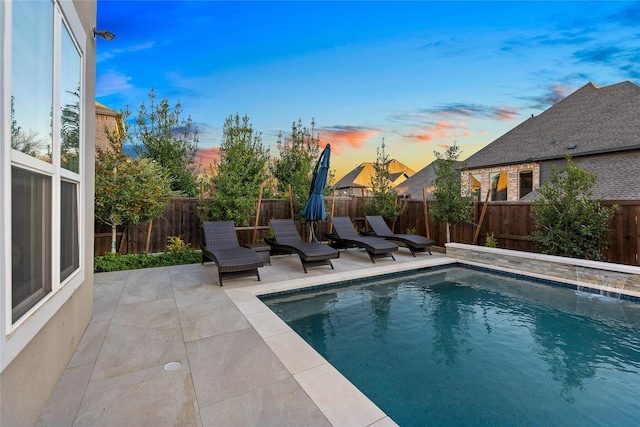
36;247;454;426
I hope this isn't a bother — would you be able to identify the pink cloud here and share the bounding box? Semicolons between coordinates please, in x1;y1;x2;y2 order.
319;128;379;154
492;107;517;121
196;146;220;171
405;121;471;143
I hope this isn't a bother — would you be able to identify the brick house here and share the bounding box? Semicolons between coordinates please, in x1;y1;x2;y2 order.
464;81;640;202
95;102;121;151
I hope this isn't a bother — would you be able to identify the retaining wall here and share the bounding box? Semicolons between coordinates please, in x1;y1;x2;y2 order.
446;243;640;298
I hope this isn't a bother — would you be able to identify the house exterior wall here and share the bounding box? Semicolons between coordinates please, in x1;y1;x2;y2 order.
95;108;119;151
464;162;540;202
539;159;567;185
1;1;96;426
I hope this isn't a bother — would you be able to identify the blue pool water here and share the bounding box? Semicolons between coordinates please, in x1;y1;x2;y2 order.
264;266;640;426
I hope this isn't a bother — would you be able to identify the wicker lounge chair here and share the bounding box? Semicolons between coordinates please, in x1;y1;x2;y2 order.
265;219;339;273
365;215;436;256
201;221;264;286
325;216;397;263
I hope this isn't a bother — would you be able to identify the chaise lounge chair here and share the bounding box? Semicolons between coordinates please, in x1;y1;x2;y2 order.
325;216;398;263
365;215;436;256
201;221;264;286
265;219;339;273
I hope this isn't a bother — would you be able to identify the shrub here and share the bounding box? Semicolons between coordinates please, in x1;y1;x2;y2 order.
94;250;202;272
166;235;190;253
530;156;617;260
485;232;498;248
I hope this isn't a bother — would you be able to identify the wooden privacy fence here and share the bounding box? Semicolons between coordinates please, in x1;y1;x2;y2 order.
95;197;640;267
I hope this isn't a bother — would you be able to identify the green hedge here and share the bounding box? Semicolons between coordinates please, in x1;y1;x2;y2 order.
94;250;203;272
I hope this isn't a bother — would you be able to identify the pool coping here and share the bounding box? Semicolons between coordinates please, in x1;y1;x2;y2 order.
225;251;640;426
225;256;456;427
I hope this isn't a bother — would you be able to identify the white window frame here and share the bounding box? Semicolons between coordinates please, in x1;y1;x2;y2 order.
1;0;86;369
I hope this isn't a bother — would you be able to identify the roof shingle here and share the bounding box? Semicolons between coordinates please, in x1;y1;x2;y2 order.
466;81;640;169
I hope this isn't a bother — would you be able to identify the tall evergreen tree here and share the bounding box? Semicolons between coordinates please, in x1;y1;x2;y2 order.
366;140;406;223
200;114;270;226
271;118;322;220
130;88;200;196
430;144;472;242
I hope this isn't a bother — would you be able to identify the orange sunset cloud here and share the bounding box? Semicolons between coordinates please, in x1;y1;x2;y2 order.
196;146;220;171
406;121;470;143
318;128;379;154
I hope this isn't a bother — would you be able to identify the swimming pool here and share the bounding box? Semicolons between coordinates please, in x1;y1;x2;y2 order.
263;266;640;426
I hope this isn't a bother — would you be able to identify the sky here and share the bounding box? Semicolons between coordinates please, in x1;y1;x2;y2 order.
95;0;640;181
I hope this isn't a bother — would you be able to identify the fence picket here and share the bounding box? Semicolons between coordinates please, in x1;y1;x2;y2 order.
94;197;639;266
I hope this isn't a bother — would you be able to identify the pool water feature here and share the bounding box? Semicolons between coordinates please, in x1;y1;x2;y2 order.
264;266;640;426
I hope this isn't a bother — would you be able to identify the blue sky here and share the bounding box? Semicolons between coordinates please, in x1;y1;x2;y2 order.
96;0;640;180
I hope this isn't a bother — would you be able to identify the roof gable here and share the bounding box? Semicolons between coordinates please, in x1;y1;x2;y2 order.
394;160;463;198
95;102;119;116
333;160;416;189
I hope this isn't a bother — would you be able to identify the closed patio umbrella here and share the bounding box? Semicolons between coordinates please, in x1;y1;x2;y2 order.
302;144;331;242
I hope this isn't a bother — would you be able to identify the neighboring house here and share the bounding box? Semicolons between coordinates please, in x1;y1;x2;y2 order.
395;160;464;200
1;2;97;426
95;102;121;151
334;159;415;196
463;81;640;202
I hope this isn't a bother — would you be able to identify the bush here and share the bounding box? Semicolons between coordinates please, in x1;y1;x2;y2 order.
94;250;202;272
530;156;617;261
485;232;498;248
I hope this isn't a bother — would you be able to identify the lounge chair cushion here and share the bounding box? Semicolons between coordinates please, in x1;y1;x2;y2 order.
327;217;397;262
201;221;263;285
267;219;338;272
365;215;436;256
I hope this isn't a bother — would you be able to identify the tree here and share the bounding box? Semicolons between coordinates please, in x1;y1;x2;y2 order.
129;88;200;196
200;114;270;226
366;140;406;223
271;118;322;220
530;156;617;260
10;95;48;158
60;89;80;172
430;144;472;243
95;114;173;253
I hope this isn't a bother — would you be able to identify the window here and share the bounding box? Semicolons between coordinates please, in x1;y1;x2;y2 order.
490;172;508;201
9;0;84;323
470;174;481;201
10;0;53;162
12;168;52;322
60;181;79;281
519;170;533;199
60;24;81;173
